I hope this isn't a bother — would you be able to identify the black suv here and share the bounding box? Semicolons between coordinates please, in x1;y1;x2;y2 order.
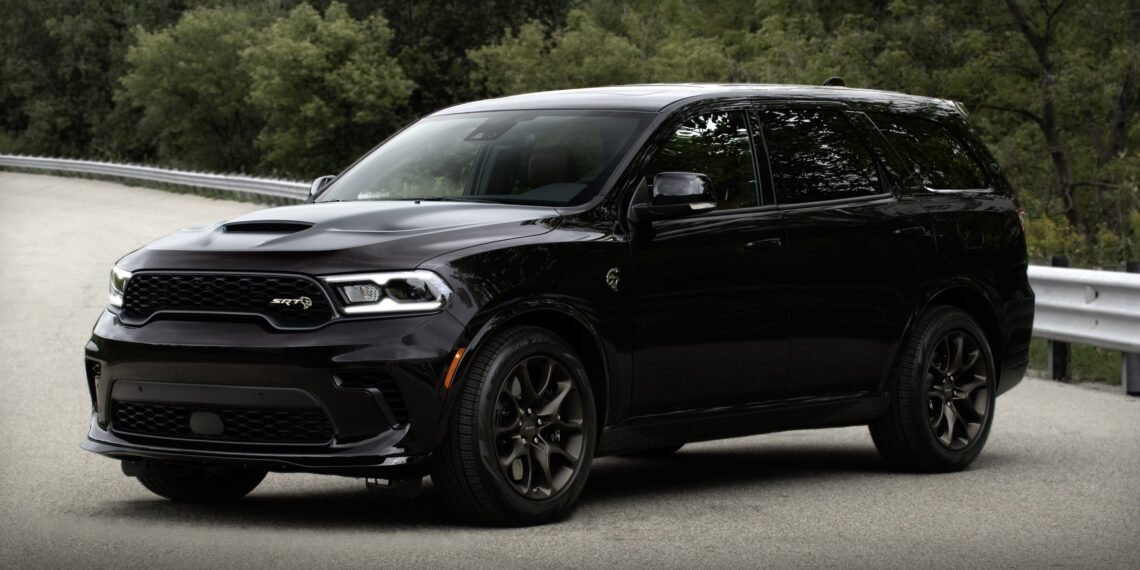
84;84;1034;525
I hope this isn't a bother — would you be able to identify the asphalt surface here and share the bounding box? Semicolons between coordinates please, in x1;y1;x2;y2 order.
1;171;1138;568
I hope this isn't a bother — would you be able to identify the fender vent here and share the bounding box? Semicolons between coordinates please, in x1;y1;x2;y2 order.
223;222;313;234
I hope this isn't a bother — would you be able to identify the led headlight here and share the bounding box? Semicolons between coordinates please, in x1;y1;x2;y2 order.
108;266;132;308
321;271;452;314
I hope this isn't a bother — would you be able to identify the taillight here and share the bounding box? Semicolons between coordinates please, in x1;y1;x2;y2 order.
1016;208;1027;232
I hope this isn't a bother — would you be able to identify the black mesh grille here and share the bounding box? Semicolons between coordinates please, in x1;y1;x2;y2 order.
112;401;334;444
120;273;334;328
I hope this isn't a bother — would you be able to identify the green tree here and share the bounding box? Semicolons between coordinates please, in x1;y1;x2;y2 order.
0;0;187;158
243;2;414;178
119;6;267;172
469;3;746;95
372;0;572;114
470;10;645;95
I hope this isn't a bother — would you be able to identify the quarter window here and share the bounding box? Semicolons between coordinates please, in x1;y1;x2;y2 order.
647;111;760;210
868;113;988;190
760;109;883;205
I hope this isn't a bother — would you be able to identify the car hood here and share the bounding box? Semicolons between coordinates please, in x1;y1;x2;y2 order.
117;200;561;274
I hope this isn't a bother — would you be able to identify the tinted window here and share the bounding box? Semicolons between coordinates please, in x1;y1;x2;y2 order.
318;111;649;206
647;111;759;210
760;109;882;205
869;113;988;189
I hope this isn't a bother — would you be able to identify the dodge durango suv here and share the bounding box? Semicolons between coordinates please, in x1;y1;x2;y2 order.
83;84;1035;526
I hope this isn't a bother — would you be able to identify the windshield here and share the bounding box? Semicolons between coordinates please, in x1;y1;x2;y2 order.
317;110;652;206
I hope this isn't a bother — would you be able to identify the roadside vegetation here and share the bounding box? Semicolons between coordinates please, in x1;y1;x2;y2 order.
1;0;1137;270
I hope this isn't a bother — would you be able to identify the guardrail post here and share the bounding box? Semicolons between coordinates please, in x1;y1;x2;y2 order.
1047;255;1072;382
1125;261;1140;395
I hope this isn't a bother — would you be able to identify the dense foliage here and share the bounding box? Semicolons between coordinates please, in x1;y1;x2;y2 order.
1;0;1137;267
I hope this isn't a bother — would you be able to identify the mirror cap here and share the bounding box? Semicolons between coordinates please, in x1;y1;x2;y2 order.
653;172;713;205
309;175;336;197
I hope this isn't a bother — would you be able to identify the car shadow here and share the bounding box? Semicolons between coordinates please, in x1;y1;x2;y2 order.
83;441;1006;530
584;444;886;506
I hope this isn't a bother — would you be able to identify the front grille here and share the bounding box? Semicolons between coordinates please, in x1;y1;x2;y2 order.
120;273;334;328
112;401;334;444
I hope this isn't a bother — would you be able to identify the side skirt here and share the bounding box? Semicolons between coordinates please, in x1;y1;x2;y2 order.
596;392;889;457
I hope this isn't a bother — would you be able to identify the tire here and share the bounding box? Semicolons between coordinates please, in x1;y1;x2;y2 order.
623;444;684;457
870;306;997;472
136;463;266;502
431;326;597;526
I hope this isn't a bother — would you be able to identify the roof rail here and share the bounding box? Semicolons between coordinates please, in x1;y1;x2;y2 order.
822;76;846;87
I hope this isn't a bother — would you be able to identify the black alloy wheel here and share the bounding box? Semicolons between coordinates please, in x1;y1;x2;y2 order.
925;330;991;451
494;356;586;499
432;326;596;526
870;306;996;472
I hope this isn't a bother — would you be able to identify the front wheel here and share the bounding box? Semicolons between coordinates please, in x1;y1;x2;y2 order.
870;306;996;472
431;326;596;526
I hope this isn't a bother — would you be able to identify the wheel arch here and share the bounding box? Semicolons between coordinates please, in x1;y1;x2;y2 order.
925;285;1005;371
884;282;1006;393
433;298;612;448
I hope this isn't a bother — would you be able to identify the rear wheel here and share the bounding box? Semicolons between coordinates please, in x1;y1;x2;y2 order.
431;326;596;526
870;306;996;472
135;463;266;502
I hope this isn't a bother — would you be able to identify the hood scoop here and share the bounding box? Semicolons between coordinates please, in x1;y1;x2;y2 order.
223;221;314;234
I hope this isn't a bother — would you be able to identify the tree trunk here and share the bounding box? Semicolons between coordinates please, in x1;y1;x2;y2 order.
1004;0;1081;228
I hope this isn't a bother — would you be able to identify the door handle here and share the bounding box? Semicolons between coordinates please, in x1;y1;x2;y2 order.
745;237;783;250
892;226;932;238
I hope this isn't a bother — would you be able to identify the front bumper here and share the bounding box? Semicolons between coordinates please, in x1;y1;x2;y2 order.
82;418;431;477
83;309;466;476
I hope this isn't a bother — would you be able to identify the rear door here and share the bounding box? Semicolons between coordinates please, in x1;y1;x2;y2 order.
629;106;789;416
754;103;936;396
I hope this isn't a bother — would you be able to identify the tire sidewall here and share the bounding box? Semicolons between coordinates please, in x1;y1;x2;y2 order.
469;329;597;522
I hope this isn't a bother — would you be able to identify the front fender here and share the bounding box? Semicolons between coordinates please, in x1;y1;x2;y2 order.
428;297;615;450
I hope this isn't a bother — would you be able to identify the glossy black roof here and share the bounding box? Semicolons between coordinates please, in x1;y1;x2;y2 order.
433;84;960;116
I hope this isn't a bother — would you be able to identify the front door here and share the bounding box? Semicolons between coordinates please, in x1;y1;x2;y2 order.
629;108;789;416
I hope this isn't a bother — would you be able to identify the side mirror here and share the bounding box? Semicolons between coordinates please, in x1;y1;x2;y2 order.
308;175;336;199
629;172;716;223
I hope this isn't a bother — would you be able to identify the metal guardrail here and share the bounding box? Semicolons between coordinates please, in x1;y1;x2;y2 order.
1028;265;1140;354
0;154;308;201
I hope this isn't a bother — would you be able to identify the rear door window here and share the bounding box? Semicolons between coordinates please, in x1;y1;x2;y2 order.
759;109;883;205
868;113;988;190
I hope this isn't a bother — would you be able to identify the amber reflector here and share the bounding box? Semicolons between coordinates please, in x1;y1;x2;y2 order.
443;348;466;389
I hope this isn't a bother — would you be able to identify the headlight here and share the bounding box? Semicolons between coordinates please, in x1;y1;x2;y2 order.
321;270;452;314
108;266;132;308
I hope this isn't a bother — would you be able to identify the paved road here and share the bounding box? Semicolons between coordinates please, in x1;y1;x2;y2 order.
1;172;1138;568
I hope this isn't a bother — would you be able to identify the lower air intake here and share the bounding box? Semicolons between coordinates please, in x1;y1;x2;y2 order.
112;401;334;444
